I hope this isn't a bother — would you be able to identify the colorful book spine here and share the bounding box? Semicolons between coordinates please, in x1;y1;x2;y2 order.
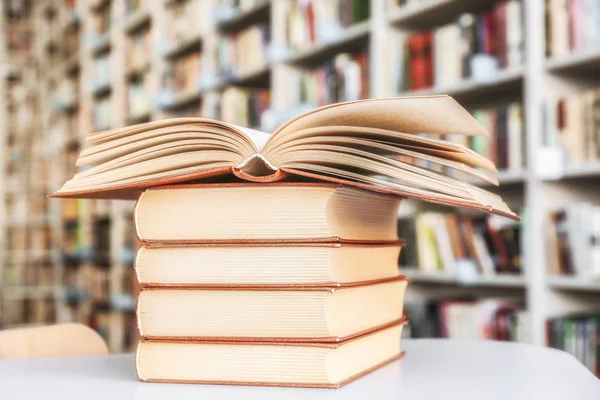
219;87;271;129
217;23;270;78
400;212;523;276
547;313;600;377
546;0;600;57
399;0;523;92
545;90;600;165
405;298;529;342
548;203;600;279
293;51;369;108
285;0;370;50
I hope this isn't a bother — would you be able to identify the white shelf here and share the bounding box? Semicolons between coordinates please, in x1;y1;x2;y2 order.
158;90;202;111
123;9;151;34
162;34;202;60
284;20;370;66
219;64;271;88
548;276;600;293
90;33;110;57
541;163;600;181
388;0;500;29
400;269;527;289
466;169;527;187
545;50;600;74
397;68;524;102
216;0;270;31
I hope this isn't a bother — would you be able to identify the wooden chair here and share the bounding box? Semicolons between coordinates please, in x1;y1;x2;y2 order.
0;323;108;360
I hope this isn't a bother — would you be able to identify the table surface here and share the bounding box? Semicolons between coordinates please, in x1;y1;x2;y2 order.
1;339;599;400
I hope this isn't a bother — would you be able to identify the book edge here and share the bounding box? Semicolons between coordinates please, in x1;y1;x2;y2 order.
137;274;410;291
139;317;408;344
136;352;405;388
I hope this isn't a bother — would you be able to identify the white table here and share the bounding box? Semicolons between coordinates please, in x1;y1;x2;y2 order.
1;339;599;400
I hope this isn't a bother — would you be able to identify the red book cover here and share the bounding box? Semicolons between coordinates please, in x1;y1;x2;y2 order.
355;52;370;98
409;32;433;90
305;2;315;45
492;2;506;67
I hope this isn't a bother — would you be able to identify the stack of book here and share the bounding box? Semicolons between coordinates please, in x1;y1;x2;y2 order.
52;96;518;386
286;0;370;50
547;313;600;376
399;212;522;276
547;203;600;279
545;0;600;58
218;24;270;78
544;90;600;166
396;0;523;92
131;183;409;386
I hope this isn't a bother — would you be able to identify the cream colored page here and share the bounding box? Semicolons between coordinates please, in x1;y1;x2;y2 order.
231;124;272;151
264;125;496;171
269;96;489;143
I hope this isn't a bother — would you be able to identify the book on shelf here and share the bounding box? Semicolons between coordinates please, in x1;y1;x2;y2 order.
544;90;600;166
405;298;529;342
51;96;518;220
126;0;146;14
127;80;151;120
167;52;202;97
400;211;522;276
219;87;270;129
547;203;600;279
125;27;151;74
547;313;600;376
164;0;205;45
545;0;600;58
447;102;525;173
91;3;112;36
217;23;270;78
394;0;523;93
285;0;370;50
92;97;113;132
289;51;369;108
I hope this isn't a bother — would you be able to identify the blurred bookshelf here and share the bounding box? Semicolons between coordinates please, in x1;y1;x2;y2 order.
0;0;599;372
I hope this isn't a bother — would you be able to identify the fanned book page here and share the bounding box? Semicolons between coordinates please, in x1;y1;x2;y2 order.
52;95;518;220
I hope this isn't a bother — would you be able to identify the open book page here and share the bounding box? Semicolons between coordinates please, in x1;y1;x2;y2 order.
263;126;496;172
269;96;489;144
230;124;272;152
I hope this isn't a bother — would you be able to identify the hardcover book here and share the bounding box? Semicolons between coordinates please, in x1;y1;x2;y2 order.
136;321;406;388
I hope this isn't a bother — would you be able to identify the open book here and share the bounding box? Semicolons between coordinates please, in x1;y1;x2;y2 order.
52;96;518;219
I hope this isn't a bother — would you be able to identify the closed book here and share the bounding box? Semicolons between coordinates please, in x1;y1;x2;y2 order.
136;242;403;286
136;322;405;388
134;183;401;243
137;277;408;340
